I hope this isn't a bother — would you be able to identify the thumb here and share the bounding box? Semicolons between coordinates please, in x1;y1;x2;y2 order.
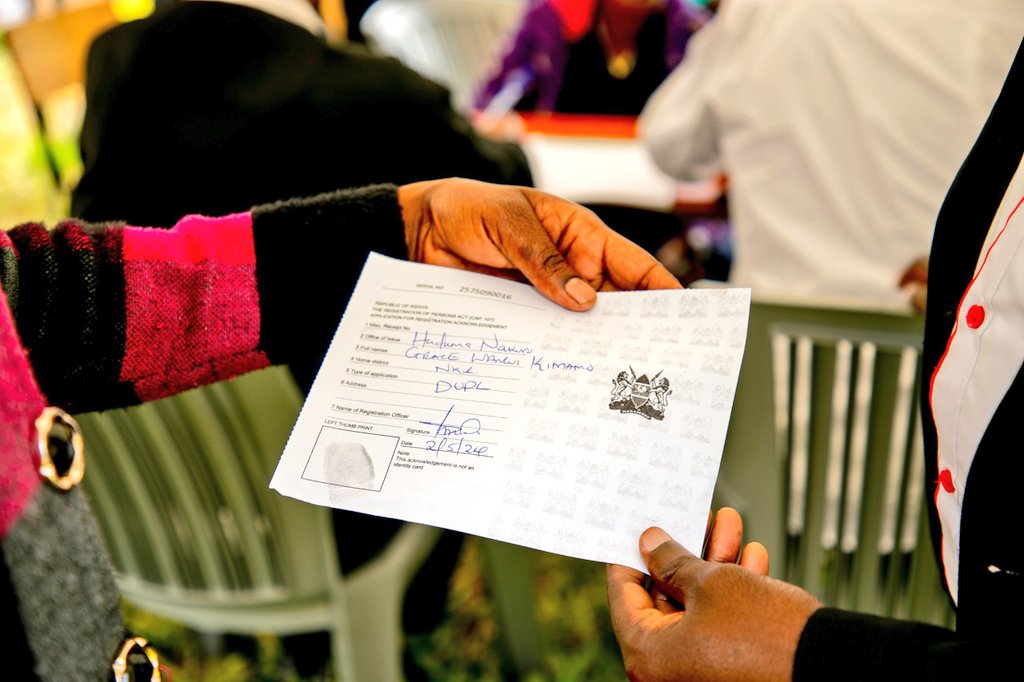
490;193;598;311
502;242;597;311
640;527;709;608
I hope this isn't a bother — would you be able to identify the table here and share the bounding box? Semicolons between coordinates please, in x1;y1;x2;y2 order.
516;113;725;215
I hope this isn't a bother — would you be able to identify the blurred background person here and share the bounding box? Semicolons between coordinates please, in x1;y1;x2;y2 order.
471;0;716;281
641;0;1024;306
474;0;710;117
71;0;532;234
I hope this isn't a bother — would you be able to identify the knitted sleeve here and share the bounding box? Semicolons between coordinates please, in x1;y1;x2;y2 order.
0;184;406;413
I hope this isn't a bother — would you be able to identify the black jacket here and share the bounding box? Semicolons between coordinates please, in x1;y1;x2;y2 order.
71;1;531;227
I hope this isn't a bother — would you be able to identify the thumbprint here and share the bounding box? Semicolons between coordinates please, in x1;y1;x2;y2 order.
324;441;375;487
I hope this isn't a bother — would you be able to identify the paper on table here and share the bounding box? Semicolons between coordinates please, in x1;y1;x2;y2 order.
521;134;721;212
270;253;750;571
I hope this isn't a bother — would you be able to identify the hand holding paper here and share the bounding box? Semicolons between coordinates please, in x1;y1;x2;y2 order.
608;519;819;682
398;178;682;312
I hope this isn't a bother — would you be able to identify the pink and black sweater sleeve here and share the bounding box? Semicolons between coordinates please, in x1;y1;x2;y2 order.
0;184;406;413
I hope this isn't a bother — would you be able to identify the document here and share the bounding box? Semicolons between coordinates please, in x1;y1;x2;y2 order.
270;253;750;571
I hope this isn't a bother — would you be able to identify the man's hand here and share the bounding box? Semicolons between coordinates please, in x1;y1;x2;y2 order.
607;511;822;682
397;178;681;311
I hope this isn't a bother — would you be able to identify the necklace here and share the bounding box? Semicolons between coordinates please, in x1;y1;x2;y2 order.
594;0;658;79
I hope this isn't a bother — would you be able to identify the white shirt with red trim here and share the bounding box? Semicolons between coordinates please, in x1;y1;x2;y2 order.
930;151;1024;605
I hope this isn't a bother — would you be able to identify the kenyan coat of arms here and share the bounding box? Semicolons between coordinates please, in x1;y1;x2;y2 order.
609;367;672;421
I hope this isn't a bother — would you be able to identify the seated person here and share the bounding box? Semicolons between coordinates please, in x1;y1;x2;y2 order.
71;0;532;233
474;0;709;117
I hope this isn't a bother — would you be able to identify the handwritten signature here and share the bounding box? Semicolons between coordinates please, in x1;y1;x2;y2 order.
419;405;489;456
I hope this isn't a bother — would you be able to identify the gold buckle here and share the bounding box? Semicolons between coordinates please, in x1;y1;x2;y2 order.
112;636;161;682
35;406;85;491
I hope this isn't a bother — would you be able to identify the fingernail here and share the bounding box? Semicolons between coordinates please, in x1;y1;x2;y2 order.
640;527;672;554
565;277;596;306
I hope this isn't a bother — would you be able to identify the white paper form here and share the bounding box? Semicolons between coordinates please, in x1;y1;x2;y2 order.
270;253;750;571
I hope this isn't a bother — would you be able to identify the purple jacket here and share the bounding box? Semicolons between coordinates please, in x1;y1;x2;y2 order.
475;0;708;112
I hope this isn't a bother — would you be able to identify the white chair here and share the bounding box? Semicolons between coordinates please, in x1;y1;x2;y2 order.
714;293;954;626
359;0;527;112
77;366;441;681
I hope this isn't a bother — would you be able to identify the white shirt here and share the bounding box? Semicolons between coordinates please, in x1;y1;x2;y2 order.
185;0;326;36
640;0;1024;304
930;151;1024;604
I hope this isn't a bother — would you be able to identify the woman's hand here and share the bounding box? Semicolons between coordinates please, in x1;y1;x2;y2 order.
398;178;681;311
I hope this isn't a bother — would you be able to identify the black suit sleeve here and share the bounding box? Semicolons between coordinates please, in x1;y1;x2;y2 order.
794;608;1005;681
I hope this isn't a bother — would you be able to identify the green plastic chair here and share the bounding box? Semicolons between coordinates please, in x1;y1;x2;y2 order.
480;540;543;674
715;292;954;627
76;366;442;681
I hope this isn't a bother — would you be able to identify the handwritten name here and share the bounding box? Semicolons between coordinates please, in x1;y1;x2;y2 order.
403;331;529;368
410;330;472;350
480;334;532;355
469;352;521;367
530;356;594;372
405;347;461;362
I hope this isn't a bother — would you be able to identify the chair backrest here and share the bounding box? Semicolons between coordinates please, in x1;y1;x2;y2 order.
77;366;445;680
715;293;954;626
78;368;361;679
359;0;526;112
77;368;342;630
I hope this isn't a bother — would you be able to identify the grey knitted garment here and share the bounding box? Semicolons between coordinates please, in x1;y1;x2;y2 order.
3;485;125;680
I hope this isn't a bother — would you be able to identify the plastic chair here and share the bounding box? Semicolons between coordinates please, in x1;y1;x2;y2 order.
359;0;527;112
76;366;442;681
714;292;955;627
480;540;543;674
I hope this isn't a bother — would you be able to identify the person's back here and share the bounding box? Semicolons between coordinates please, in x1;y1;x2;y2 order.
72;0;531;227
641;0;1024;303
